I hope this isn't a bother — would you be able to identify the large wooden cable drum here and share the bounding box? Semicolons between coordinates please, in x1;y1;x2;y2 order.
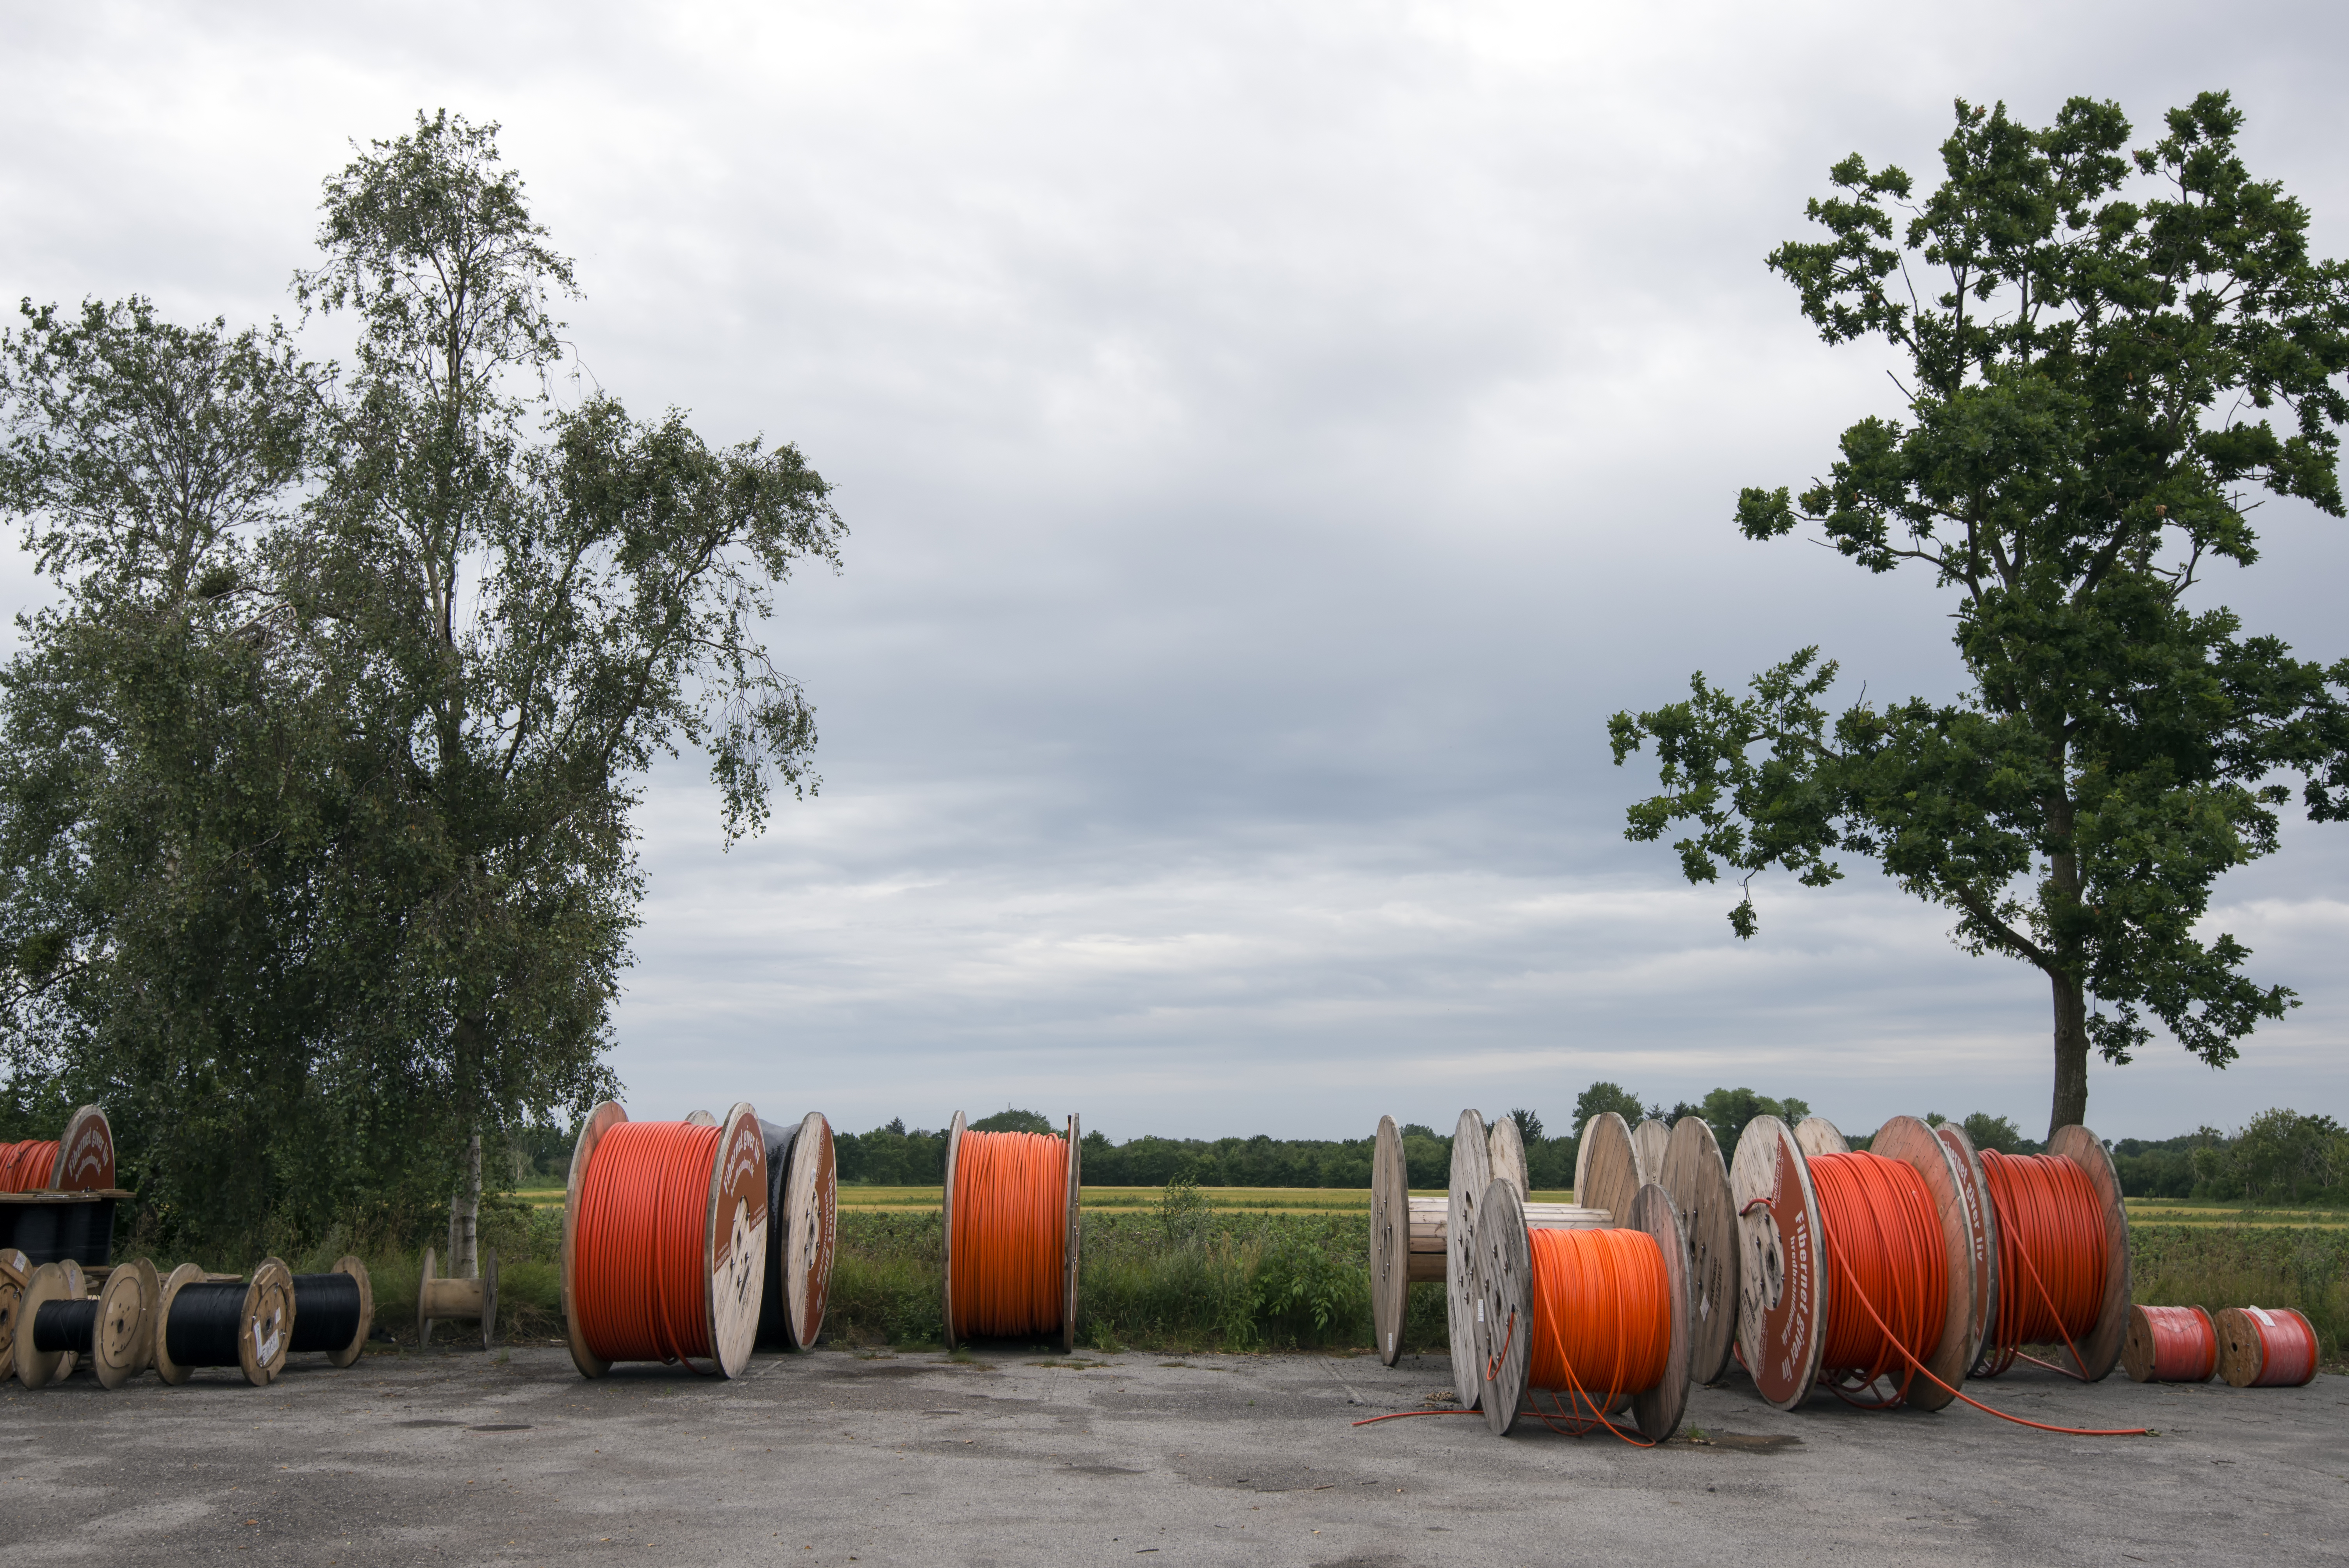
1631;1119;1670;1183
290;1257;373;1367
940;1112;1082;1353
152;1259;293;1387
1793;1116;1850;1158
1471;1180;1690;1443
417;1248;496;1350
1970;1125;2132;1382
1575;1113;1642;1237
562;1101;769;1379
756;1114;838;1351
1658;1115;1739;1385
1369;1117;1411;1366
1486;1117;1529;1199
1730;1114;1977;1413
1445;1109;1495;1407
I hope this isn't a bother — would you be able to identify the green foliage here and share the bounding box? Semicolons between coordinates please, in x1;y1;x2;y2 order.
1612;93;2349;1135
1961;1112;2031;1155
1571;1082;1647;1135
2176;1109;2349;1203
1697;1087;1812;1161
968;1108;1055;1133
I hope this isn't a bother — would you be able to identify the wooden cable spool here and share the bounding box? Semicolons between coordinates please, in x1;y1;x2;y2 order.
0;1246;27;1383
2039;1126;2133;1382
1445;1109;1494;1408
561;1101;770;1379
16;1258;151;1389
2216;1306;2319;1389
1575;1113;1644;1237
0;1106;130;1269
1792;1116;1849;1158
1631;1118;1670;1183
1470;1180;1691;1442
1657;1115;1738;1385
417;1247;497;1351
1931;1121;2001;1374
1486;1116;1529;1198
2122;1304;2217;1384
292;1257;373;1367
939;1111;1082;1353
756;1114;838;1351
152;1258;294;1387
1729;1114;1977;1413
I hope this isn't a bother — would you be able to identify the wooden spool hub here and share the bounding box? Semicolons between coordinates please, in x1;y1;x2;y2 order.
2122;1304;2215;1384
1575;1113;1641;1238
1631;1119;1670;1183
417;1247;498;1351
16;1260;146;1388
561;1101;770;1379
1792;1116;1849;1157
1930;1122;2000;1374
2215;1306;2319;1388
940;1112;1082;1353
1659;1115;1738;1386
0;1246;27;1383
758;1113;838;1351
2046;1125;2132;1382
1445;1109;1494;1409
1370;1116;1409;1366
1470;1180;1690;1442
1486;1117;1529;1199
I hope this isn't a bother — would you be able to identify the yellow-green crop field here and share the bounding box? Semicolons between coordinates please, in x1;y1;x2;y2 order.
2124;1198;2349;1229
508;1184;1580;1213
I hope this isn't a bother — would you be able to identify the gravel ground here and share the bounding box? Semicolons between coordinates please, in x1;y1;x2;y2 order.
5;1342;2343;1565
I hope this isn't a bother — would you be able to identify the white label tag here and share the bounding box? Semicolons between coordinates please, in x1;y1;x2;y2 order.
2251;1307;2276;1327
1476;1298;1484;1323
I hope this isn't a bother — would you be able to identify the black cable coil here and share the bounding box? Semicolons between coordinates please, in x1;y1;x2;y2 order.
165;1281;252;1368
32;1296;100;1355
290;1272;363;1353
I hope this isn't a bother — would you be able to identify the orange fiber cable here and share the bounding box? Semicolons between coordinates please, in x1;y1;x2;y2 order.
1975;1150;2108;1379
1521;1226;1672;1443
950;1130;1068;1338
573;1120;724;1371
1810;1151;1948;1408
2135;1306;2218;1383
0;1140;57;1192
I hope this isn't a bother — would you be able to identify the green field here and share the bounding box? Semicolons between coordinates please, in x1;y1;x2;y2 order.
515;1183;1577;1213
2124;1198;2349;1229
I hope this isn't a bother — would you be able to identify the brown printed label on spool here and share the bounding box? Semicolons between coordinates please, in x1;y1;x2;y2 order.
1752;1137;1816;1406
56;1109;112;1191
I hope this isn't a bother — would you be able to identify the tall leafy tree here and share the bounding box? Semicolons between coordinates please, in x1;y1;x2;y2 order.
1610;94;2349;1135
292;111;845;1269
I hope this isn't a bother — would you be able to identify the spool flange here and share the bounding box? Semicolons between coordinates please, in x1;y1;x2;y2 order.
1369;1116;1409;1367
1445;1108;1493;1410
1659;1114;1738;1386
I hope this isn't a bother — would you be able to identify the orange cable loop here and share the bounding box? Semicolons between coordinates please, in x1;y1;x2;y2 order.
0;1139;58;1192
1975;1150;2107;1379
574;1120;725;1372
2136;1305;2217;1383
950;1129;1067;1338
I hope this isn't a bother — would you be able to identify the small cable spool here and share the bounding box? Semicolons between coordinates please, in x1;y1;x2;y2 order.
16;1259;150;1389
152;1258;294;1386
290;1257;374;1367
416;1247;498;1351
2215;1306;2319;1388
1968;1128;2134;1382
1657;1115;1739;1386
562;1101;769;1379
756;1114;838;1352
1470;1179;1691;1443
939;1111;1082;1351
1368;1114;1612;1372
2123;1304;2217;1383
1729;1114;1976;1413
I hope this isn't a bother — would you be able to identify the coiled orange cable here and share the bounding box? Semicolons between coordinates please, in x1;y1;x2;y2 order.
1810;1151;1947;1408
0;1140;57;1192
2135;1305;2217;1382
1975;1150;2108;1378
574;1120;724;1371
950;1130;1067;1338
1521;1226;1672;1444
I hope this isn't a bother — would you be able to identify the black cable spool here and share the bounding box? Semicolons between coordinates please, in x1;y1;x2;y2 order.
757;1117;801;1348
0;1198;116;1267
166;1281;251;1368
291;1273;361;1353
32;1295;100;1355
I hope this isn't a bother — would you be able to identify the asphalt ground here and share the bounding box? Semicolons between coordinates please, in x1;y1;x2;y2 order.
5;1341;2343;1566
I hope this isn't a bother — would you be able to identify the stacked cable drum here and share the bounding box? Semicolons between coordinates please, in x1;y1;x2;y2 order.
757;1114;838;1352
1469;1179;1691;1443
1939;1128;2133;1382
1368;1113;1611;1381
0;1107;125;1268
1729;1115;1980;1412
563;1101;769;1379
940;1112;1082;1352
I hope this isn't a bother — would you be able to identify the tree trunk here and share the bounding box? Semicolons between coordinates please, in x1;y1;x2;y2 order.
2049;969;2090;1140
449;1132;482;1278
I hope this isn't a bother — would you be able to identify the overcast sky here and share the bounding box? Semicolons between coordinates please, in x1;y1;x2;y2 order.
5;1;2347;1144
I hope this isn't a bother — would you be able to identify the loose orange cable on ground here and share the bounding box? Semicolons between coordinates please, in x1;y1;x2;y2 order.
2134;1305;2218;1382
0;1139;57;1192
1809;1151;1947;1408
1976;1149;2108;1379
950;1129;1067;1338
573;1120;725;1371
